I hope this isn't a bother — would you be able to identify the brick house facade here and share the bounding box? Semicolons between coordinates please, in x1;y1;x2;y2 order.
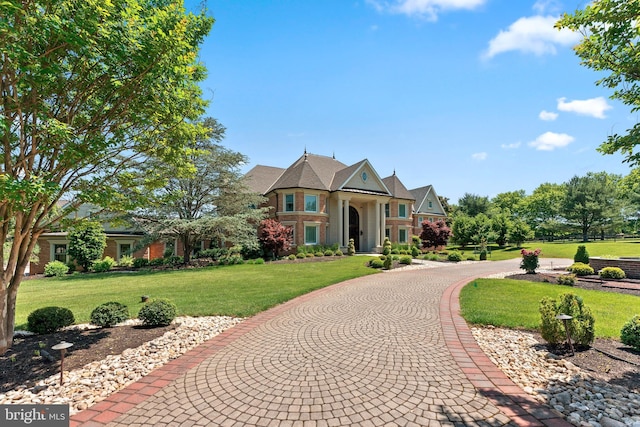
245;152;447;253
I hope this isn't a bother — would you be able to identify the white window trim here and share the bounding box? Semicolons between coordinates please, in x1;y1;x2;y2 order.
114;239;136;260
399;203;407;218
284;193;295;212
303;221;321;245
49;239;70;264
304;194;318;213
399;228;409;244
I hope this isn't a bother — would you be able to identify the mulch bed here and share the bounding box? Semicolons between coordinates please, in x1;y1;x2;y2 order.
506;272;640;392
0;324;175;394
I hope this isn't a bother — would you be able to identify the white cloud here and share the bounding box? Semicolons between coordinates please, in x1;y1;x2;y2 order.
528;131;574;151
472;152;488;160
539;110;558;121
501;142;521;149
557;97;612;119
370;24;379;31
532;0;561;14
367;0;486;20
483;15;581;59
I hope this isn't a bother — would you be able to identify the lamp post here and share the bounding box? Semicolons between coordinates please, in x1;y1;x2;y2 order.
52;341;74;386
555;314;574;356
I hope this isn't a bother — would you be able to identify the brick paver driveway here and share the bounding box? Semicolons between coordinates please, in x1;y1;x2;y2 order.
75;258;571;427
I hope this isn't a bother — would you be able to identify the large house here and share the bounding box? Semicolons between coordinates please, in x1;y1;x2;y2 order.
245;152;447;253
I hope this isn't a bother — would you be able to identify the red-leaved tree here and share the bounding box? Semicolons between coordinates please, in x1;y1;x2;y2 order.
420;220;451;249
258;219;293;259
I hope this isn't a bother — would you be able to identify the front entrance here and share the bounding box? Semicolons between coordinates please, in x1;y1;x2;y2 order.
348;206;360;251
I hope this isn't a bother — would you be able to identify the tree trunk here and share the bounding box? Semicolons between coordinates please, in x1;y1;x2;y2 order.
182;236;191;264
1;271;23;355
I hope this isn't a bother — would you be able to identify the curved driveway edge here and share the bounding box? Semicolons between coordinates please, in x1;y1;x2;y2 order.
71;259;573;427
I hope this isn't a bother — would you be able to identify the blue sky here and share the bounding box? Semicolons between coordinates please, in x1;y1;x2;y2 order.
188;0;635;204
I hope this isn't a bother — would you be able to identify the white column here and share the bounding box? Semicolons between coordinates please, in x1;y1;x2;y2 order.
380;203;386;244
338;199;344;246
343;199;350;247
375;202;381;247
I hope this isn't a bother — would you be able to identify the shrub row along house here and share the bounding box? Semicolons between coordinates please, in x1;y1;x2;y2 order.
245;152;446;253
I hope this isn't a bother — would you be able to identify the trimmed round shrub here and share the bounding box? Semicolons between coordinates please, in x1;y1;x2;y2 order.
369;259;384;269
557;274;576;286
90;302;129;328
599;267;626;279
574;245;590;264
466;256;476;261
620;315;640;350
138;298;177;326
296;252;305;259
324;250;334;256
390;249;400;255
335;250;343;256
149;257;165;266
163;256;184;266
27;307;75;334
287;254;296;260
447;251;463;262
383;255;392;270
254;257;266;264
399;255;412;265
539;293;595;346
314;251;324;257
411;246;420;258
92;256;116;273
133;257;150;268
567;262;594;276
44;260;69;277
305;253;314;258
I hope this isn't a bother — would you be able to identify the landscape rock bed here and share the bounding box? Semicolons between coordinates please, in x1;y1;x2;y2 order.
0;316;243;414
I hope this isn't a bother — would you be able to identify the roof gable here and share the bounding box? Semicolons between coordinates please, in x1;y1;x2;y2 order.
410;185;446;216
244;165;285;194
333;160;390;195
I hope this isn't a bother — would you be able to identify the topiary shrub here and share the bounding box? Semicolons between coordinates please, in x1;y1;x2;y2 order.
620;315;640;350
335;250;343;257
254;257;265;264
383;254;392;270
348;238;356;256
90;302;129;328
382;238;391;256
92;256;116;273
557;274;576;286
296;252;305;259
399;255;412;265
27;307;75;334
369;259;384;269
574;245;590;264
324;250;334;256
314;251;324;257
539;297;565;345
133;257;150;268
599;266;626;279
287;254;296;260
447;251;463;262
44;260;69;277
138;298;177;327
567;262;594;276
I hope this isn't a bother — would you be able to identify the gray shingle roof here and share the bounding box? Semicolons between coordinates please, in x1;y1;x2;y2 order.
382;174;415;201
244;165;285;194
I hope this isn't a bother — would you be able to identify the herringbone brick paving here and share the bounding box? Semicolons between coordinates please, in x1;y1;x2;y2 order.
72;259;572;427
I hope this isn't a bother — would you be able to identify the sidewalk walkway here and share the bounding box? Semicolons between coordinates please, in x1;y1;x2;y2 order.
72;259;572;427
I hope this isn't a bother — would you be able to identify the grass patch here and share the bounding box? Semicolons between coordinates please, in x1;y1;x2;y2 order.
451;239;640;261
16;256;378;329
460;278;640;338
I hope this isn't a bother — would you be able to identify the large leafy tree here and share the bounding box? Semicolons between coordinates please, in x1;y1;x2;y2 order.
259;219;293;260
561;172;621;242
491;190;526;218
0;0;213;353
134;118;267;263
457;193;491;217
557;1;640;165
523;183;566;240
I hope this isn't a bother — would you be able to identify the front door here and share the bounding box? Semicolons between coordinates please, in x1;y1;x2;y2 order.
348;206;360;251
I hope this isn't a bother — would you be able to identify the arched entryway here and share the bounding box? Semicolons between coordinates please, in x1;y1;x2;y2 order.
348;206;360;251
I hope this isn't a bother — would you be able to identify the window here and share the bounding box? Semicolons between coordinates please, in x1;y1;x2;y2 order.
305;195;317;212
428;200;433;209
53;244;68;263
305;225;318;244
285;194;294;212
399;204;407;218
399;229;408;243
385;228;390;239
384;204;390;217
119;243;131;260
418;216;424;224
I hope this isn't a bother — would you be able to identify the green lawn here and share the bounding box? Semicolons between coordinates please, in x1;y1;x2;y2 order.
460;278;640;338
16;256;378;329
453;239;640;261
